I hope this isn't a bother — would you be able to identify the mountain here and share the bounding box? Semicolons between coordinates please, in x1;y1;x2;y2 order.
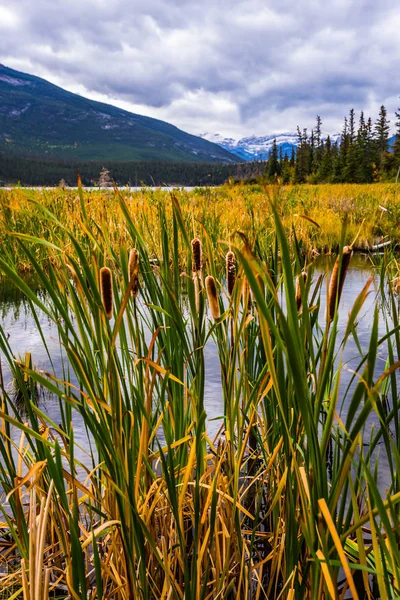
200;132;298;161
201;132;343;161
0;65;236;163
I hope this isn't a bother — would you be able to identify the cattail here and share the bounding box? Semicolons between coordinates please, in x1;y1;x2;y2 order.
193;274;200;314
296;270;308;311
191;238;202;276
226;251;236;296
205;275;220;319
328;246;352;322
128;248;140;298
100;267;113;319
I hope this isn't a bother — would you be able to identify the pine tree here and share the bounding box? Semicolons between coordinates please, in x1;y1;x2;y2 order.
289;146;295;167
281;154;292;184
294;128;309;183
314;115;323;171
343;109;357;182
394;102;400;168
355;112;373;183
318;136;333;181
332;117;348;182
267;138;280;180
374;105;390;174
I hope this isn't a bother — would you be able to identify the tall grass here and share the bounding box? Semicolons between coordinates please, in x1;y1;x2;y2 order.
2;182;400;274
1;186;400;597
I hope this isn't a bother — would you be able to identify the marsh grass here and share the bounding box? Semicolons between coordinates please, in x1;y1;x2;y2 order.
0;186;400;597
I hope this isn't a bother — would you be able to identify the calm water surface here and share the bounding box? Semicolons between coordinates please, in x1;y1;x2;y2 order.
0;256;397;491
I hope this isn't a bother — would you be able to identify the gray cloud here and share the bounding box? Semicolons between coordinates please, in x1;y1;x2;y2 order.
1;0;400;138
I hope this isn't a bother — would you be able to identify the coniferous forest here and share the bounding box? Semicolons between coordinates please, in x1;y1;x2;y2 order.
1;105;400;186
266;105;400;184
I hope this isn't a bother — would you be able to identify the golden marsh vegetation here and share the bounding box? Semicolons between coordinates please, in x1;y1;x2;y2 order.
0;183;400;598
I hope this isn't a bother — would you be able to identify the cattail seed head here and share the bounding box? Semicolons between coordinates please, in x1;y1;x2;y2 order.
328;245;352;322
100;267;113;319
205;275;220;320
191;238;202;276
128;248;140;298
226;251;236;296
296;270;308;311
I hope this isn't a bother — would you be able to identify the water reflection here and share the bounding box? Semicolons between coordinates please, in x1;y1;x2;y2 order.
0;255;397;491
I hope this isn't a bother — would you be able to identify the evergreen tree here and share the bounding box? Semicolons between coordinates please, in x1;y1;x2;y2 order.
394;102;400;168
332;117;348;182
318;136;333;181
355;112;373;183
294;128;309;183
267;138;280;179
281;154;292;184
289;146;295;167
343;109;358;182
314;115;323;171
374;105;390;174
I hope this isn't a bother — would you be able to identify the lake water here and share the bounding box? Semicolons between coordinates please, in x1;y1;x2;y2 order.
2;186;199;192
0;255;397;492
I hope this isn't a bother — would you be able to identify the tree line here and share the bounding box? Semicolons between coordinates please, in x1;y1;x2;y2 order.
265;105;400;183
0;153;245;187
2;104;400;187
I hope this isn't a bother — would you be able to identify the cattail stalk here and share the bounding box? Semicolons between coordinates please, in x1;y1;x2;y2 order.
328;246;352;322
128;249;140;298
193;275;200;315
205;276;220;319
100;267;113;319
226;251;236;296
296;270;308;311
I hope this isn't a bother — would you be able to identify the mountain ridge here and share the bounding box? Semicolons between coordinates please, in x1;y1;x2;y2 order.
200;132;342;161
201;131;397;162
0;64;237;163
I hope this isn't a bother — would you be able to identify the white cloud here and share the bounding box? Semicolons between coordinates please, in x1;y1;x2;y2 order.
1;0;400;139
0;6;20;28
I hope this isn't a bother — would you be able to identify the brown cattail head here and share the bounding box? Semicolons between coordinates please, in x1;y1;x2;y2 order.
328;245;353;322
100;267;113;319
128;248;140;298
205;275;220;320
191;238;202;276
295;270;308;311
226;251;236;296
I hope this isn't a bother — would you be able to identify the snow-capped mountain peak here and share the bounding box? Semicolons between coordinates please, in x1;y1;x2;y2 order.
199;131;341;161
199;132;298;161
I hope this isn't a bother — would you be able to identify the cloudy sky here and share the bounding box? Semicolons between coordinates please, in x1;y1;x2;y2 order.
1;0;399;139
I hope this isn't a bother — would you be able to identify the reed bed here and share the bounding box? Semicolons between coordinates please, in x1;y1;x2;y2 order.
0;186;400;598
1;182;400;274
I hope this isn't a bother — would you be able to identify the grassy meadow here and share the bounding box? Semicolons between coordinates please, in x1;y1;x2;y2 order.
1;183;400;598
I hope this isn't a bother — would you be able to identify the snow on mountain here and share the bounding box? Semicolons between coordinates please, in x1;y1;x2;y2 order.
200;132;341;162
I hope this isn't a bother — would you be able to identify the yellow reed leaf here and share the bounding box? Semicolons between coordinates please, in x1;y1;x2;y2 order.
318;498;359;600
81;520;120;550
7;460;47;499
316;549;337;599
139;358;186;386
